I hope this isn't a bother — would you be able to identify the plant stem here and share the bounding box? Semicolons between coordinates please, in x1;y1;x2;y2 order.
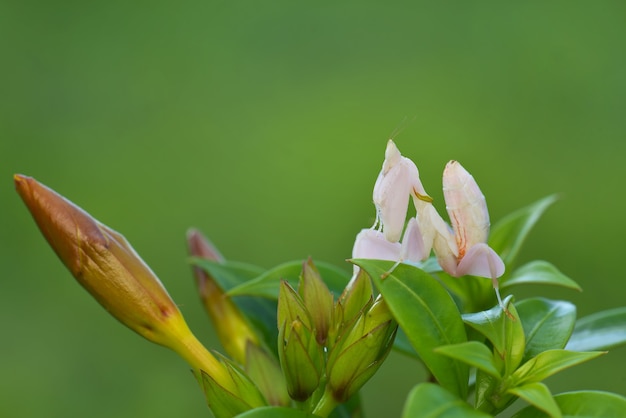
312;389;338;418
168;326;234;392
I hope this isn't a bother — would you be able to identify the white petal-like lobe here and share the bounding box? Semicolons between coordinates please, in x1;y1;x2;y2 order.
352;229;402;261
455;243;505;279
373;163;412;242
442;161;490;255
400;218;428;262
373;140;423;243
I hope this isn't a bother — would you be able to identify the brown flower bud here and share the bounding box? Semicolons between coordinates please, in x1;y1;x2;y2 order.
15;174;184;346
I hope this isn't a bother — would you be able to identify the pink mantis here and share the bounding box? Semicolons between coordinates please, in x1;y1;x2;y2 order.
352;140;506;307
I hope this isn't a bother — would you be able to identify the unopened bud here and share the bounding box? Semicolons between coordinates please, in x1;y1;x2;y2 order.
277;281;323;401
187;228;260;365
337;269;374;329
14;175;236;396
299;258;334;345
15;174;184;346
326;296;397;403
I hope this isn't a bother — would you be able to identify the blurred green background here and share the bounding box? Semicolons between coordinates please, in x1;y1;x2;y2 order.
2;1;625;417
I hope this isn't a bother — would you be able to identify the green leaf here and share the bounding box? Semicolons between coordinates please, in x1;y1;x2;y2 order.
489;195;558;268
565;307;626;351
402;383;491;418
512;349;605;385
512;390;626;418
228;260;351;299
435;341;500;378
516;298;577;361
501;261;581;291
508;382;562;418
437;270;494;313
191;258;265;290
352;259;469;398
462;296;526;376
468;300;526;415
236;406;319;418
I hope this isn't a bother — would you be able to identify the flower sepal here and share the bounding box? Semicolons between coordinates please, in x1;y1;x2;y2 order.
200;353;268;418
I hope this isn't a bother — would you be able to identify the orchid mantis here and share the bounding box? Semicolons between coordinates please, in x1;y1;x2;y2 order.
352;140;506;307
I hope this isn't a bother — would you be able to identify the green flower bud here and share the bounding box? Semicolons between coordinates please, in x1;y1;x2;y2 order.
277;280;324;401
299;258;334;345
326;297;397;403
278;279;312;337
337;269;374;327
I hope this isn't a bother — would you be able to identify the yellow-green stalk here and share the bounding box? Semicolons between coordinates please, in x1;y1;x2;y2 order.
187;229;260;365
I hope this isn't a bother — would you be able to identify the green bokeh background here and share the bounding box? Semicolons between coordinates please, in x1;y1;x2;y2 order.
2;1;625;417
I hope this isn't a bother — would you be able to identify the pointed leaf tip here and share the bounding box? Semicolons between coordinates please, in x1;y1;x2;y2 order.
489;195;558;267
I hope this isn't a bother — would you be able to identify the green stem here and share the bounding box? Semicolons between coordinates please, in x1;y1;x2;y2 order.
312;389;339;418
168;325;235;392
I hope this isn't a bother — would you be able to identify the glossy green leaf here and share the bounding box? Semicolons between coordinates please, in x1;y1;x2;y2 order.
435;341;500;378
228;260;351;299
565;307;626;351
512;349;605;385
501;261;581;291
462;296;526;376
512;390;626;418
191;258;265;290
508;382;561;418
236;406;319;418
489;195;558;267
353;259;469;398
402;383;491;418
437;270;494;313
516;298;576;361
